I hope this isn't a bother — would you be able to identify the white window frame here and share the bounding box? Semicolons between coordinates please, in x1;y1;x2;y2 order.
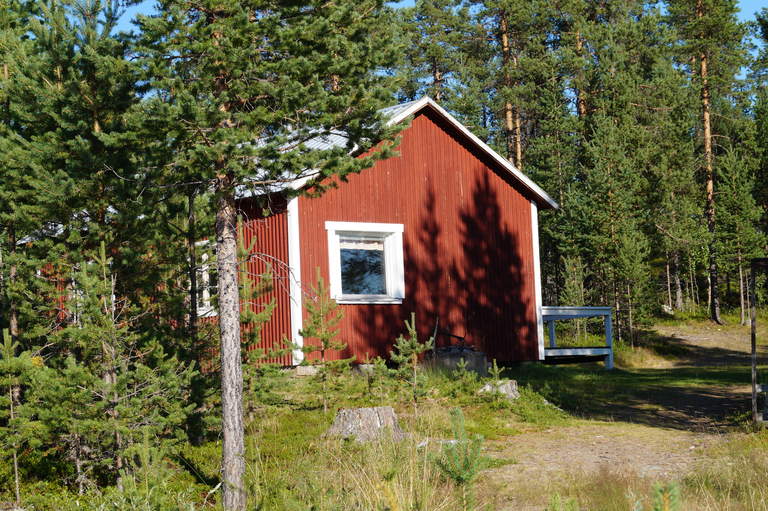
195;241;218;318
325;221;405;304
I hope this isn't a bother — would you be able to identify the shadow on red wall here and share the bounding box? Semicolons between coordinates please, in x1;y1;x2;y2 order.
351;173;533;363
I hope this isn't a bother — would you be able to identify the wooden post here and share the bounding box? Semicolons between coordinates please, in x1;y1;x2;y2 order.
751;261;759;424
605;313;614;370
548;320;556;348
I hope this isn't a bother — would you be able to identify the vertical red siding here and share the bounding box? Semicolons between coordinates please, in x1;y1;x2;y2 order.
238;197;293;365
298;108;539;363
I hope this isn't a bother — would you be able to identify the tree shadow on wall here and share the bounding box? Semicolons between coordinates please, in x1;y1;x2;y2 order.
348;183;446;359
449;173;533;361
353;172;534;362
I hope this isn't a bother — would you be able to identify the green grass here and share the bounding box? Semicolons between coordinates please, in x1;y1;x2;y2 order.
155;368;569;510
501;361;752;422
17;315;768;510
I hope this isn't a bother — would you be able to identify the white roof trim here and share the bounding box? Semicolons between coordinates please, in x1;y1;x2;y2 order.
386;97;559;210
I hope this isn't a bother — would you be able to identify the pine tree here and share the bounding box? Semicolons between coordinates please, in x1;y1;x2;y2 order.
433;408;483;511
21;243;195;492
667;0;748;323
0;328;28;506
753;10;768;230
137;1;401;506
397;0;472;104
715;149;765;323
0;0;65;345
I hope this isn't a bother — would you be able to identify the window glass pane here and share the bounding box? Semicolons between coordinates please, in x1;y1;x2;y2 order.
340;237;386;295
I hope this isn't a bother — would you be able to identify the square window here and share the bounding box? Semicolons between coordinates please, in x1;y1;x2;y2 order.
326;222;404;304
340;236;386;295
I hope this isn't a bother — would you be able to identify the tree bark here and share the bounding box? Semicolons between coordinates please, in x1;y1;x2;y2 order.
216;176;246;511
188;189;199;347
614;285;622;344
697;0;722;324
10;382;20;506
513;104;523;170
499;12;521;168
431;60;443;103
627;284;634;348
691;260;700;308
101;270;123;489
575;32;588;118
738;251;746;325
673;252;684;310
665;255;673;309
8;226;18;340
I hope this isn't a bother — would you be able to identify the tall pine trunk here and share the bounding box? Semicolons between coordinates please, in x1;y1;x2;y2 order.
691;260;700;309
100;264;123;488
739;250;746;325
431;59;443;103
627;283;635;348
188;189;199;345
673;252;684;310
575;32;588;118
8;226;18;339
697;0;722;324
499;12;522;168
513;103;523;170
9;380;20;506
216;176;246;510
666;254;673;309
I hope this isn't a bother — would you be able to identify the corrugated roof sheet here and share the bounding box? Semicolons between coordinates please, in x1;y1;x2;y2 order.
302;130;349;152
296;101;421;152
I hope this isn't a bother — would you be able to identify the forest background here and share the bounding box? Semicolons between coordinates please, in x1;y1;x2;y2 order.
2;0;768;507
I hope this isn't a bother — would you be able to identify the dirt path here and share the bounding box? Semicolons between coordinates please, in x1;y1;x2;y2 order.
482;323;757;509
654;322;768;368
484;423;723;510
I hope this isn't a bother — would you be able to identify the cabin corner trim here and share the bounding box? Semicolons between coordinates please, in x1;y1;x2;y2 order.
287;197;304;365
531;201;545;361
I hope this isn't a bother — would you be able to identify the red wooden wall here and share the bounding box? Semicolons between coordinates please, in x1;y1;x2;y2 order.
239;196;293;365
297;107;540;363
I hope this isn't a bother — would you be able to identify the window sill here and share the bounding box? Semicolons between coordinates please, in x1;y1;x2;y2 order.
336;296;403;305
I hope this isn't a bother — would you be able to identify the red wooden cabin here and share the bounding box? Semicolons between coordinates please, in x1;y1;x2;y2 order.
232;97;559;365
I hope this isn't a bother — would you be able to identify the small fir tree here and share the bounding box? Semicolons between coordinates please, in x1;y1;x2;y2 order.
451;357;479;397
389;312;434;414
0;328;31;507
488;359;503;382
299;269;349;414
434;408;483;511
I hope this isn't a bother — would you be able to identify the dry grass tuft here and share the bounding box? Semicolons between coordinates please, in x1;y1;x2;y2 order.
683;432;768;511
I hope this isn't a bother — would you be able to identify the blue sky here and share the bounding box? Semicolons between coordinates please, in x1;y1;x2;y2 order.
739;0;766;22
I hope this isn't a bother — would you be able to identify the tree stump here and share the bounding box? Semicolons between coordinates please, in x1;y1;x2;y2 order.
325;406;406;442
478;379;520;401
